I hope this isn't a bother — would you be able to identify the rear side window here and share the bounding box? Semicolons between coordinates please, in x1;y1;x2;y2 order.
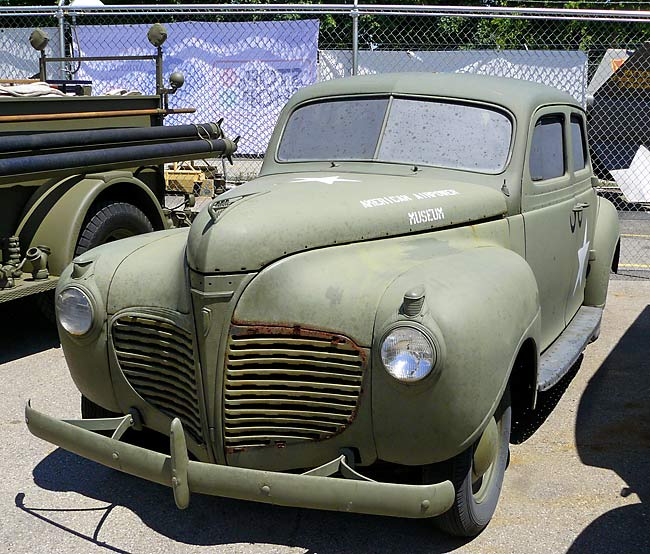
530;115;565;181
570;115;587;171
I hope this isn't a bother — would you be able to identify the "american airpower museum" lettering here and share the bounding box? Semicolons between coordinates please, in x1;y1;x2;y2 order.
359;189;459;209
408;207;445;225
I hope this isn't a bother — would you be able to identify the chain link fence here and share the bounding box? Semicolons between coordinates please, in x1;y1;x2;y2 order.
0;3;648;276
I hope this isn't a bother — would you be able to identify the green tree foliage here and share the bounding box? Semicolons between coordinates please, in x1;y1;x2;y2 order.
473;2;650;50
3;1;649;51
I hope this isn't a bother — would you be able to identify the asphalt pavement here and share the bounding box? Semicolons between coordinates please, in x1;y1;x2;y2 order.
1;279;648;554
618;212;650;276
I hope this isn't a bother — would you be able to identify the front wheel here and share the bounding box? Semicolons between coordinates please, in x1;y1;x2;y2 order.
431;388;511;537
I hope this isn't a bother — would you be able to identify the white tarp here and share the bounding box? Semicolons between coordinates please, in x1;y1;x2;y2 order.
610;145;650;203
319;49;588;104
74;20;320;154
0;81;65;97
587;48;630;95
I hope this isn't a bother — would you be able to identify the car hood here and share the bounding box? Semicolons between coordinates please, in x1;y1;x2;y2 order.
186;171;507;274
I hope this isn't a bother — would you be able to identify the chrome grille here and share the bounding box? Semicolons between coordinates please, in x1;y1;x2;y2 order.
112;314;203;443
224;326;366;449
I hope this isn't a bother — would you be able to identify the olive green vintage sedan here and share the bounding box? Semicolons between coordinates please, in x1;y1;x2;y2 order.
27;73;619;537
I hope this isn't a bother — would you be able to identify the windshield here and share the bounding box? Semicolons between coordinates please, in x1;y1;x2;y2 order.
277;96;512;173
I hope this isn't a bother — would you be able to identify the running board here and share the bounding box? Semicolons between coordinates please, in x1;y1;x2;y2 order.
537;306;603;391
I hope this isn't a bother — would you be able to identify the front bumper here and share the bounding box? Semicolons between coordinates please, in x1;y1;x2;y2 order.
26;402;455;519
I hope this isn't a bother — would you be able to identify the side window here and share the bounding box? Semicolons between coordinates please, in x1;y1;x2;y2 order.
530;115;565;181
570;115;587;171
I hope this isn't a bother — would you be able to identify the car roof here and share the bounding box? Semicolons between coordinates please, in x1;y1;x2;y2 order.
288;72;581;119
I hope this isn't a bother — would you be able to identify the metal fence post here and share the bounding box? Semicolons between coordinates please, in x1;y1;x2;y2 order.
57;0;66;78
351;0;359;76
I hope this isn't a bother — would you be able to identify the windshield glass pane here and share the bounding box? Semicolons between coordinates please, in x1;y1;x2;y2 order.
277;98;388;161
277;97;512;173
379;99;512;172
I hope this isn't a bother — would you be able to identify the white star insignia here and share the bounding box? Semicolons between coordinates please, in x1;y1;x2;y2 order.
573;220;590;294
291;175;360;185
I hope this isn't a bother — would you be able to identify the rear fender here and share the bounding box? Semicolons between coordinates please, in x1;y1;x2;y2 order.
584;197;620;308
17;171;166;275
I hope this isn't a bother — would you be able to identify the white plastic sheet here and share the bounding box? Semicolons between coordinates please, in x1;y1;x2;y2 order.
610;145;650;203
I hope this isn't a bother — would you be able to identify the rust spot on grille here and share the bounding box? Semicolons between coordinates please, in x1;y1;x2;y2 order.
230;320;368;359
224;322;369;450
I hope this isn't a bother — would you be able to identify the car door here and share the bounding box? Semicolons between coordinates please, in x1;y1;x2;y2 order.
564;111;598;323
522;107;579;351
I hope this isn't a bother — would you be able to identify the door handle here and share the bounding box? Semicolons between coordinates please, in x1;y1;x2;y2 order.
572;202;590;212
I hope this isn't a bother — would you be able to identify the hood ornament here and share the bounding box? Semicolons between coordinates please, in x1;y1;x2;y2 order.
207;198;232;222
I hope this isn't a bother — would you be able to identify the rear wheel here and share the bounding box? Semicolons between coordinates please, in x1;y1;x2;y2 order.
75;200;154;256
431;388;511;537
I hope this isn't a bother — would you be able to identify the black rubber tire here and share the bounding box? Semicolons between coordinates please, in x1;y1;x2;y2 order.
81;395;120;419
433;388;512;537
75;200;154;257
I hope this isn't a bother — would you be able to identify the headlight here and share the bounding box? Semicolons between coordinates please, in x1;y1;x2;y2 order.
56;286;94;336
380;326;437;382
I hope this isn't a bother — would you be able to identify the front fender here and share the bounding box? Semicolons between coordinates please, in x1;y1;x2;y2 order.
233;220;520;468
57;228;189;412
372;246;540;465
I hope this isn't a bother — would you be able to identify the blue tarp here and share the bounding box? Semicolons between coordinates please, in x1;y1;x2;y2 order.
0;27;62;79
75;20;320;154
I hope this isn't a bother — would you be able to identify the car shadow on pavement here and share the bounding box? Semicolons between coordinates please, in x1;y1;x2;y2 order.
568;306;650;553
22;449;469;553
0;295;59;364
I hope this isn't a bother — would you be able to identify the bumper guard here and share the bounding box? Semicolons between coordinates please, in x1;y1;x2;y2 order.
25;402;455;519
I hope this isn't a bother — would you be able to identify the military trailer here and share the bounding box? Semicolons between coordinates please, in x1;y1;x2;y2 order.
0;25;235;307
27;73;620;537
